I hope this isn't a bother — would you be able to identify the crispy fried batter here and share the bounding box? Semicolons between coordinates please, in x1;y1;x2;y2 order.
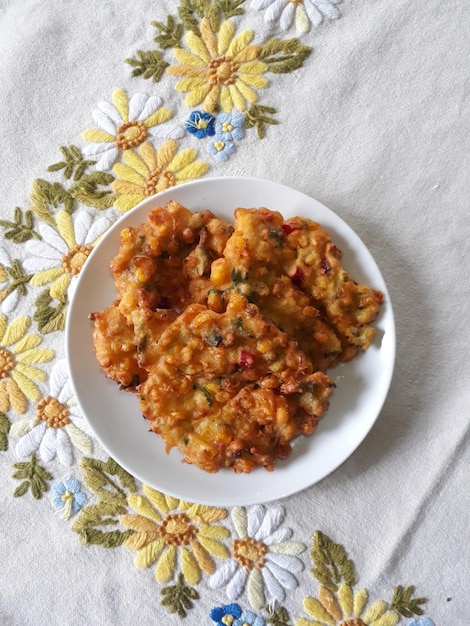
110;200;233;322
138;292;334;473
91;202;383;474
89;302;147;389
282;215;384;359
210;208;342;369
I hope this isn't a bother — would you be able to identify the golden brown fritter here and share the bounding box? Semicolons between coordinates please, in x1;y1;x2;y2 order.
281;215;384;360
138;292;335;473
110;200;232;323
91;202;383;474
89;302;147;389
210;208;342;370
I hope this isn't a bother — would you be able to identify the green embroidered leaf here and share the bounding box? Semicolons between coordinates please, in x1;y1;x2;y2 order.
310;531;357;592
80;457;137;504
4;259;32;299
0;413;11;451
260;38;312;74
160;573;199;618
178;0;219;35
69;172;115;210
390;585;427;618
126;49;170;83
216;0;245;20
264;604;292;625
245;104;278;139
30;179;75;224
72;457;138;547
48;145;96;182
152;16;184;49
72;501;134;547
12;454;52;499
0;207;41;243
34;289;67;334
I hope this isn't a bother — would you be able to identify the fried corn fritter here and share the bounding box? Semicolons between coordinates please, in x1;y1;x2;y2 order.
110;200;233;321
211;207;383;364
139;291;334;473
281;215;384;360
91;201;383;473
90;303;146;389
91;200;232;383
210;208;342;369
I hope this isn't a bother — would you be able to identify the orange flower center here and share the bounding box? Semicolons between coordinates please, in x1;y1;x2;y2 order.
62;244;93;276
207;56;240;86
144;169;176;196
341;620;366;626
116;120;148;150
233;537;267;570
36;396;71;428
0;348;14;379
289;0;303;5
158;513;196;546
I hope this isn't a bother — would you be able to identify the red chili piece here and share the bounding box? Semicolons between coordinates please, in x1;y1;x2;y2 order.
291;266;304;286
239;350;255;369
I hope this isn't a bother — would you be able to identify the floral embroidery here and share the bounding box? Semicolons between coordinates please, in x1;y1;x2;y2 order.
215;111;245;141
209;504;305;610
10;359;92;465
210;602;242;625
251;0;341;33
0;315;54;415
51;477;87;520
408;619;435;626
235;609;266;626
0;249;30;314
111;139;208;212
210;602;266;626
300;584;400;626
82;89;184;170
297;531;427;626
185;110;216;138
23;209;113;301
120;485;230;584
167;17;269;113
208;138;235;162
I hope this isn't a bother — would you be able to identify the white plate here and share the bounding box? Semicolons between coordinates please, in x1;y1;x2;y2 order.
66;177;395;506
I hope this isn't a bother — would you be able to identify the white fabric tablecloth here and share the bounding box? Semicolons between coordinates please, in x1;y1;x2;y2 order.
0;1;469;624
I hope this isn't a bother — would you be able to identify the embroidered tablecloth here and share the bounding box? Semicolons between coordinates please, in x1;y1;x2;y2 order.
1;1;469;624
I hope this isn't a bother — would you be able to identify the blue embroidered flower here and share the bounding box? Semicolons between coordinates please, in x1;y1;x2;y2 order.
234;610;265;626
210;603;242;625
408;619;435;626
185;110;216;138
51;478;87;520
215;112;245;141
207;138;235;162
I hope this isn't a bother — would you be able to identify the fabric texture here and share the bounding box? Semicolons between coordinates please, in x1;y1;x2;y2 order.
0;0;469;624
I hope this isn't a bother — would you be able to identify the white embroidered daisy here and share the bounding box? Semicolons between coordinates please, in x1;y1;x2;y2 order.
23;209;113;302
209;504;305;610
251;0;341;33
82;89;185;170
0;249;20;314
10;360;93;466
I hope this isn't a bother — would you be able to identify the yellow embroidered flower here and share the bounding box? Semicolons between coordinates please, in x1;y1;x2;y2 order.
112;140;208;212
0;315;54;414
297;583;400;626
24;209;113;300
120;485;230;585
166;17;269;112
82;89;184;170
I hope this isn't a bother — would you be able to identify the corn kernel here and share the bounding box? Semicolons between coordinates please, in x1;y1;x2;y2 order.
256;339;271;354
